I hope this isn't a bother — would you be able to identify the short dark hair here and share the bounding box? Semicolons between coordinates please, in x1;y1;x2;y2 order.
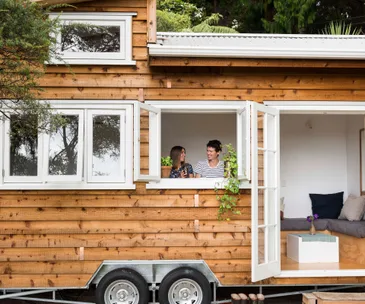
207;140;222;152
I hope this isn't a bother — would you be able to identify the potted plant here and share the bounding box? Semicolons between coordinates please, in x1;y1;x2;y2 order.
215;144;241;220
161;156;173;178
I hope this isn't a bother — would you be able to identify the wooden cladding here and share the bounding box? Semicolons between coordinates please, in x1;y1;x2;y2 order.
0;190;252;287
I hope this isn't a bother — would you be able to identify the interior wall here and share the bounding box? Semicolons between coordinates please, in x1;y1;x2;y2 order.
161;113;236;169
346;116;364;196
281;114;350;218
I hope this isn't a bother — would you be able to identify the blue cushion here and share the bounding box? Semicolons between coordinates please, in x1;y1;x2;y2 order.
310;192;344;219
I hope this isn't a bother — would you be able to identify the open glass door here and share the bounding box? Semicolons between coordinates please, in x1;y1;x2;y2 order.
134;102;161;181
251;102;280;282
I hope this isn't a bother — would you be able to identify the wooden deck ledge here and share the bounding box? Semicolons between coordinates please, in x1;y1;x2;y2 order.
303;292;365;303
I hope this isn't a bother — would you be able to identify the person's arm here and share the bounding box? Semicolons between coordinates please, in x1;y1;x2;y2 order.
186;164;194;178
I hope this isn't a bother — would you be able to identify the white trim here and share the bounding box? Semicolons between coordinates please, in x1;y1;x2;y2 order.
146;100;251;113
134;102;161;182
149;32;365;60
0;183;136;190
49;13;136;65
264;101;365;114
278;269;365;278
0;117;2;185
146;179;251;189
251;102;281;282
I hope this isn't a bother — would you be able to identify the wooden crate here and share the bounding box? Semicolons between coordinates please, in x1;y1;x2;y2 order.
303;292;365;304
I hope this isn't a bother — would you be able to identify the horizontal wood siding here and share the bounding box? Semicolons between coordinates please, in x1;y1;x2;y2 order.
2;0;365;290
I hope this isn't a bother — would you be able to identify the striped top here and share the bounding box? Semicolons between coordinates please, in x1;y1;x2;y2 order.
194;160;224;178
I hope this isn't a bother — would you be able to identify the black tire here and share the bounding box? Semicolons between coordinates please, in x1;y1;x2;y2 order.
95;268;149;304
159;267;211;304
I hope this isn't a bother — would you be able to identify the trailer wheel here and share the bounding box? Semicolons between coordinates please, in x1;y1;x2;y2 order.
159;267;211;304
96;268;149;304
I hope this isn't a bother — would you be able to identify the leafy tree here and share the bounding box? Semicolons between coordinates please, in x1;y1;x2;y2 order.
190;14;238;33
262;0;317;34
157;10;192;32
157;0;238;33
0;0;64;135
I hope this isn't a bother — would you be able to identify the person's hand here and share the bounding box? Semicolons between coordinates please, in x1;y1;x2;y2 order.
180;168;188;178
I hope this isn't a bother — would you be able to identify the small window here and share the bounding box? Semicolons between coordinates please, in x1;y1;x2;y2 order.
49;13;136;65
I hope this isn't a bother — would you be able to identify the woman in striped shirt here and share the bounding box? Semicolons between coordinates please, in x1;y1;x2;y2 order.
195;139;224;178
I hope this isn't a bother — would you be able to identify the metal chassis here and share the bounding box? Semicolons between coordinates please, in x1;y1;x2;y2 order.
0;283;363;303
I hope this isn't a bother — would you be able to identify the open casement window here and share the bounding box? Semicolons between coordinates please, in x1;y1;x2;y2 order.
134;102;161;181
43;110;84;182
87;110;126;183
143;101;251;189
237;102;251;180
49;13;136;65
251;102;280;282
4;114;43;183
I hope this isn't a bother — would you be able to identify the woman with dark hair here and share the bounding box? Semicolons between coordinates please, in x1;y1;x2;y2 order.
195;139;224;178
169;146;194;178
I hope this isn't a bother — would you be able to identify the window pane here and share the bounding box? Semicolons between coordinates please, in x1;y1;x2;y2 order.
92;115;121;177
9;115;38;176
61;24;121;53
48;115;79;175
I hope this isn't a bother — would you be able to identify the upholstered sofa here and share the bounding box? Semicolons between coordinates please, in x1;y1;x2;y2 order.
281;218;365;238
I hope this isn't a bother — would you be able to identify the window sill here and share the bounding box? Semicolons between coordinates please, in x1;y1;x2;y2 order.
146;178;251;189
0;183;136;190
49;60;137;66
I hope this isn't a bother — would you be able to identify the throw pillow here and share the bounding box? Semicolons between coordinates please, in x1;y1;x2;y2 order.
309;191;344;219
338;195;365;221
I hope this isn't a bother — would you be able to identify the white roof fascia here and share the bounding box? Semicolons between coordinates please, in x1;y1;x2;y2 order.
148;32;365;60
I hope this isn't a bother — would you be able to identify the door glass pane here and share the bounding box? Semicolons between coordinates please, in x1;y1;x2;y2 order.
258;227;265;265
141;109;150;176
61;24;121;53
9;115;38;176
48;115;79;175
92;115;121;177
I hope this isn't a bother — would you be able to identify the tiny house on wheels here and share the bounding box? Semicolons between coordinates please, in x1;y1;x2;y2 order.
3;0;365;303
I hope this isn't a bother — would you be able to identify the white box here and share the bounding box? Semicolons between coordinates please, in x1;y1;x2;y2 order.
287;233;339;263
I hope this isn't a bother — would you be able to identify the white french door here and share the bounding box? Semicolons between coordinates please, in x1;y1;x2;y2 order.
251;102;280;282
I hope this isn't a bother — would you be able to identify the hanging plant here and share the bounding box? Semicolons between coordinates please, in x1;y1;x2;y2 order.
215;144;241;221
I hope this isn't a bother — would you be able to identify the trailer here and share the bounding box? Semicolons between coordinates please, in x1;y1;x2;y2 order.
2;0;365;303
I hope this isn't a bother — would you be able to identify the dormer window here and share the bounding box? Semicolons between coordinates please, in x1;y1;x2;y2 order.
49;13;136;65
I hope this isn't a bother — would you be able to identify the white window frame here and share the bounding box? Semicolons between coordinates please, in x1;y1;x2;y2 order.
43;109;84;182
0;100;135;190
142;100;252;189
134;102;161;181
87;110;126;183
3;113;43;183
49;13;136;65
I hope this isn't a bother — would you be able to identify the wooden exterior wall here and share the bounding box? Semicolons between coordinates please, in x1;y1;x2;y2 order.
2;0;365;290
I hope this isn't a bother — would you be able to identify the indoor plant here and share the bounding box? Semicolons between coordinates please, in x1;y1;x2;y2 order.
307;213;319;235
161;156;172;178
